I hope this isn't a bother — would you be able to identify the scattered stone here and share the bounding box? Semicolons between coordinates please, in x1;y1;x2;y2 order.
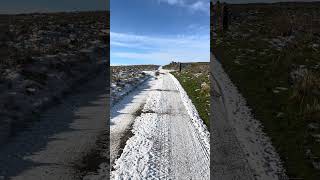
312;43;319;48
312;134;320;143
26;88;36;93
276;112;285;118
275;87;288;91
312;161;320;170
234;60;242;65
272;89;280;94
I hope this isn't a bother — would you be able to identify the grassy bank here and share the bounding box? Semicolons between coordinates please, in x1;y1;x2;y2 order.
212;2;320;179
170;63;210;127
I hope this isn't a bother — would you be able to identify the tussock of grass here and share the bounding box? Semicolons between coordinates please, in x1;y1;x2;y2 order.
291;71;320;104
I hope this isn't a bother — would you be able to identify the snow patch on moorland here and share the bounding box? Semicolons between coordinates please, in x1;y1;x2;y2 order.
111;71;154;106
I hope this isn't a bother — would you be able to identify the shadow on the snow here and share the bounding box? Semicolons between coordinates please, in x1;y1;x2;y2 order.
110;78;153;121
74;130;109;178
0;71;108;179
152;89;179;93
111;126;134;171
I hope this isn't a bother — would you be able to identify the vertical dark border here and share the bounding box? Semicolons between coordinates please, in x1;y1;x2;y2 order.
106;0;111;179
210;1;214;179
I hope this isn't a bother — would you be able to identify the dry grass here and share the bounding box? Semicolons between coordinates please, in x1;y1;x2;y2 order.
201;82;210;94
291;71;320;118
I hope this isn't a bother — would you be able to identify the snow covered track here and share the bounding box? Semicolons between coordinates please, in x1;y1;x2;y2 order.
0;71;108;180
110;77;157;165
111;71;210;179
211;56;287;180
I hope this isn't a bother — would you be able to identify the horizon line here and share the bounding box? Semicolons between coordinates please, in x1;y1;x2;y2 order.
0;9;109;15
212;0;320;5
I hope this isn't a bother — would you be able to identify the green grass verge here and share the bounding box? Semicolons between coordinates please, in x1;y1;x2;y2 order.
171;69;210;127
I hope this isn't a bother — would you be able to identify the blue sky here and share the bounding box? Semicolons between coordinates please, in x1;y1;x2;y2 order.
111;0;210;65
0;0;108;14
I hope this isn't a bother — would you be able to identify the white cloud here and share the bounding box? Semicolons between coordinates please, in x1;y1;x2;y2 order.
111;32;209;65
190;1;208;12
157;0;209;14
111;32;208;50
159;0;185;5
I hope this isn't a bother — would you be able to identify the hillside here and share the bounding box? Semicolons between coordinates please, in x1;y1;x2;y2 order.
0;11;109;144
211;2;320;179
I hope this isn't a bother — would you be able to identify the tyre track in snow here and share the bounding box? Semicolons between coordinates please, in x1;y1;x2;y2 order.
110;77;157;168
111;71;210;179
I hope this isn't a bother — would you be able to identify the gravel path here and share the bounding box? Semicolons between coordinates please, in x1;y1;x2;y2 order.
0;70;108;180
111;71;210;179
210;55;287;180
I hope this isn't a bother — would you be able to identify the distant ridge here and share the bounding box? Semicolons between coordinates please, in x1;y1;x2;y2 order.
0;10;109;16
212;0;320;5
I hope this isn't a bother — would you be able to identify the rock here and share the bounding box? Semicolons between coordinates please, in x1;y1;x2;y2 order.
272;89;280;94
276;112;285;118
312;134;320;143
234;60;242;65
308;123;319;130
26;88;36;94
312;161;320;170
275;87;288;91
305;148;312;157
5;71;22;82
